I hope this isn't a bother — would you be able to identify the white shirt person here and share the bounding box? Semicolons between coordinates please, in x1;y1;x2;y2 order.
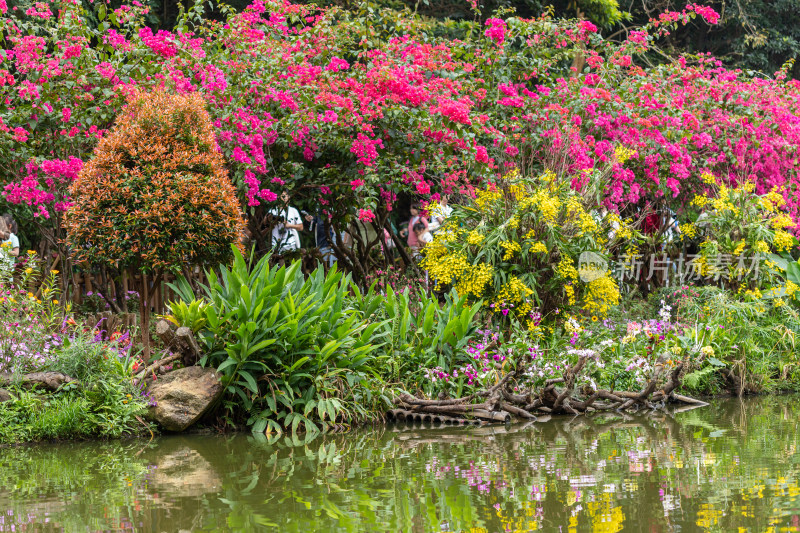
269;192;304;253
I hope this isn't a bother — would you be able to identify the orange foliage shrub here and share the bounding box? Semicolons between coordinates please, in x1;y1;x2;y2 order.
65;89;245;274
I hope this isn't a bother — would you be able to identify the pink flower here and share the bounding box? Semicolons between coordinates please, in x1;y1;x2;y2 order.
484;18;507;46
358;208;375;223
416;181;431;195
350;179;364;190
12;128;28;142
475;145;489;163
259;189;278;202
61;107;72;123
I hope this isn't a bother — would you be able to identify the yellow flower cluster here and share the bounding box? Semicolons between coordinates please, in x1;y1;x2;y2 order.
606;212;634;240
475;188;502;211
582;274;620;317
700;172;717;185
771;213;794;230
774;230;794;252
564;283;576;305
700;346;715;357
754;240;770;253
529;241;548;253
509;183;526;201
760;189;786;212
711;186;739;215
539;169;556;183
467;230;484;246
786;281;799;297
680;223;698;239
555;257;578;282
421;245;469;289
500;240;521;260
531;189;561;224
454;263;494;298
742;287;763;300
496;276;534;318
691;194;709;208
614;146;636;164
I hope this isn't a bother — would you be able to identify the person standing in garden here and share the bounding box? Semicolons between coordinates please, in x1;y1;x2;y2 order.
0;218;17;278
304;211;337;267
427;195;453;234
269;191;304;253
0;216;19;258
402;202;429;256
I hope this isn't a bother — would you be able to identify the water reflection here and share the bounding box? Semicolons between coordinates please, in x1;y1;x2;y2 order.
2;397;800;531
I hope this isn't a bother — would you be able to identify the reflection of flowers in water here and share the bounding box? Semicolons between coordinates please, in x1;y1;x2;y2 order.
425;457;507;494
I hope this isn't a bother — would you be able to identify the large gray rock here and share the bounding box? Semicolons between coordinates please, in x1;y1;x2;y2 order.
0;389;11;403
147;366;223;431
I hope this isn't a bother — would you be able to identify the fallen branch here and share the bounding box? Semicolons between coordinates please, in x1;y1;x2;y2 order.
390;358;706;423
0;372;77;391
134;352;182;385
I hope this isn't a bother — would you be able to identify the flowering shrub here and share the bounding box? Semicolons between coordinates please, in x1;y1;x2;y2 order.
4;0;799;273
422;169;639;325
0;252;66;372
678;181;800;302
63;89;244;354
65;89;244;274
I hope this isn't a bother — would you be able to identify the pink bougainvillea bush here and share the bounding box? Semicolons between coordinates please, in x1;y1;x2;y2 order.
1;0;799;265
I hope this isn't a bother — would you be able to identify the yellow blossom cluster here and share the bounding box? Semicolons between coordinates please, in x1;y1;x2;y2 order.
531;189;561;224
680;223;698;239
773;230;794;252
582;274;620;317
711;186;739;215
691;194;709;208
454;263;494;298
475;188;502;211
700;172;717;185
495;276;534;318
760;189;786;212
785;281;800;298
467;230;484;246
555;257;578;282
771;213;794;230
529;241;548;253
500;240;521;260
508;183;526;201
614;146;636;164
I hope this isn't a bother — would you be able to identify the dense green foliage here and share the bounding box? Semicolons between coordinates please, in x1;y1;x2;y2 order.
173;248;390;434
0;335;149;443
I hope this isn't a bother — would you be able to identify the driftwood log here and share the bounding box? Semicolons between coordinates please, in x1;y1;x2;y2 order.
131;319;204;385
154;319;202;367
391;357;707;424
0;372;78;391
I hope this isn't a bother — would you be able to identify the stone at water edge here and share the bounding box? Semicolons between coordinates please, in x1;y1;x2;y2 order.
146;366;223;432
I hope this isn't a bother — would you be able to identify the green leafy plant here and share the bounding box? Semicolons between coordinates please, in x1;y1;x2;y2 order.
163;299;209;333
179;247;388;436
376;286;482;381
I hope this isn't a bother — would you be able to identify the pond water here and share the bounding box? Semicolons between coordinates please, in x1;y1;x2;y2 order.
2;396;800;532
